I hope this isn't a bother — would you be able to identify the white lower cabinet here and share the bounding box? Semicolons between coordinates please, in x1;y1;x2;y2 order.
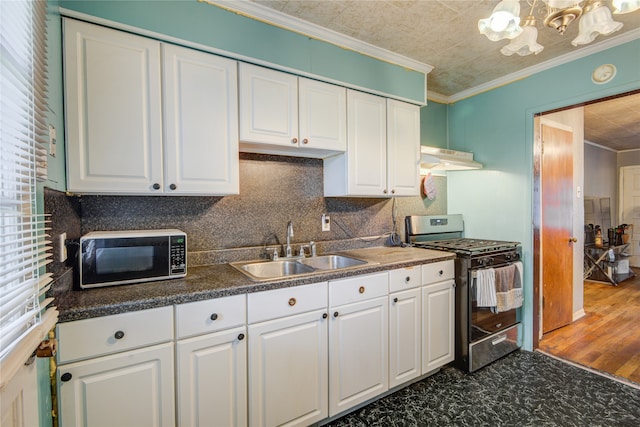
388;287;422;388
57;307;175;427
175;294;247;427
328;272;389;417
248;282;329;427
176;327;247;427
422;261;456;374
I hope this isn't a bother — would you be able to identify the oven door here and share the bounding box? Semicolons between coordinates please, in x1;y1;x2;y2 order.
469;268;518;342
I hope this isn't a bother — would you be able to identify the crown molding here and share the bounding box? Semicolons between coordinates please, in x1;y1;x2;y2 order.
439;27;640;103
205;0;434;75
584;139;619;152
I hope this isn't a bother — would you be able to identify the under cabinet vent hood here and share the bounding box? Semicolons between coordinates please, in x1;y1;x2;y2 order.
420;146;483;171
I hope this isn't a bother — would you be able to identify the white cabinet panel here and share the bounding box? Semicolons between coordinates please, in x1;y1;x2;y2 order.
239;63;298;146
64;19;163;194
422;280;455;373
389;288;422;388
163;44;239;195
329;295;388;417
175;294;246;339
176;326;247;427
299;78;347;152
387;99;420;196
58;343;175;427
249;309;328;427
247;281;328;324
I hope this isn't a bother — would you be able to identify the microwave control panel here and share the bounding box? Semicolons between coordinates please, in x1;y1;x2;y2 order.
170;235;187;275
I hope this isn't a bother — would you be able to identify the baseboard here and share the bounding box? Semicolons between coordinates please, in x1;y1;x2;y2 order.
572;308;586;322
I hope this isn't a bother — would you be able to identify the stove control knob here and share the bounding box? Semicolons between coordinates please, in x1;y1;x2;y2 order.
477;259;485;266
505;254;512;261
487;257;494;265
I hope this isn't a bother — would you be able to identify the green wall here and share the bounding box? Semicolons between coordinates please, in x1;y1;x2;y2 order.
420;100;448;148
58;0;425;103
444;39;640;350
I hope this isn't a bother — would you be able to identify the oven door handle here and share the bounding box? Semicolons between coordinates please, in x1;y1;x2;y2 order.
491;334;507;346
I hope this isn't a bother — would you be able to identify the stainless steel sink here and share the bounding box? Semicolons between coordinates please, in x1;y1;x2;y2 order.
231;254;374;281
236;260;315;279
298;255;367;270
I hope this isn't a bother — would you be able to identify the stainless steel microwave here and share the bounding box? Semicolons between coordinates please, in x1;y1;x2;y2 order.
79;229;187;289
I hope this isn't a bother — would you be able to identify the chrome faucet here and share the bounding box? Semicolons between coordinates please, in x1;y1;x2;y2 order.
285;220;294;258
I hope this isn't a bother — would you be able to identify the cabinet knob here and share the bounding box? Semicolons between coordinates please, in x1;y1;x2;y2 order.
383;189;388;194
302;138;309;144
288;297;296;307
393;297;398;303
291;138;298;144
114;330;125;340
391;189;396;194
210;313;218;321
405;276;411;283
169;183;177;190
358;286;365;294
333;311;339;318
322;313;328;319
60;372;72;382
439;270;444;276
152;183;160;190
237;333;245;341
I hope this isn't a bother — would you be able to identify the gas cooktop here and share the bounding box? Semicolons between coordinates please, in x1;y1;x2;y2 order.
413;238;520;256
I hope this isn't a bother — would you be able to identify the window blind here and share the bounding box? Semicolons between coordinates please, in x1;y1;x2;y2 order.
0;0;57;389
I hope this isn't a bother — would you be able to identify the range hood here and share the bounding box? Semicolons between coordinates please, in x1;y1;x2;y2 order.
420;146;483;171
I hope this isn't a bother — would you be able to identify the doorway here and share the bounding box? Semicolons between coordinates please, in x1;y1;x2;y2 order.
534;90;640;383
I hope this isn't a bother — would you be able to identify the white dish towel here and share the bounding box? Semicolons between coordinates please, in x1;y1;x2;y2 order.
476;268;496;308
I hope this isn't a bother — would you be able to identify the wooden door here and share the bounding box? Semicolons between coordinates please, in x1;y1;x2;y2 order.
541;122;574;334
620;166;640;267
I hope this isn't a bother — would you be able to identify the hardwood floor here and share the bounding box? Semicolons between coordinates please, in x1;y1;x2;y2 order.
538;270;640;385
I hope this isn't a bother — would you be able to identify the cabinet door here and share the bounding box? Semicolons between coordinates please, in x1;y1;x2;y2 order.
422;280;455;373
249;309;328;427
64;19;163;194
346;90;388;196
387;99;420;196
163;44;239;195
329;296;388;417
299;78;346;152
389;288;422;388
176;326;247;427
239;63;298;147
58;343;175;427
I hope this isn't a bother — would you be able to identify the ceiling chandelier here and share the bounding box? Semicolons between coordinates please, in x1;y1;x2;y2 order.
478;0;640;56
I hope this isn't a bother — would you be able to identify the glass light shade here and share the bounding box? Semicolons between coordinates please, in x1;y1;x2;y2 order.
478;0;523;41
571;2;623;46
612;0;640;14
544;0;582;8
501;22;544;56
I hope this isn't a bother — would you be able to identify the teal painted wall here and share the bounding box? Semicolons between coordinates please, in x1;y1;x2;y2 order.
58;0;425;103
420;101;447;148
444;39;640;350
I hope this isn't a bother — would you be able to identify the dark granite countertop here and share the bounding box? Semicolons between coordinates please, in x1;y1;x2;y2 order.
55;246;455;323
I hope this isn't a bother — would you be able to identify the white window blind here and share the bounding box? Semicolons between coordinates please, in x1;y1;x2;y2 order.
0;0;57;389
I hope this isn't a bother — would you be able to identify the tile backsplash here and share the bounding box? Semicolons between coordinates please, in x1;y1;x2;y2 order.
45;153;446;284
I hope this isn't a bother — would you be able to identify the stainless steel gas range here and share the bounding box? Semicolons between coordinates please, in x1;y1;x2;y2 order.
405;214;522;372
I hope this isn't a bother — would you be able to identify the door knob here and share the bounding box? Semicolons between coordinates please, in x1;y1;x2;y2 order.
569;237;578;243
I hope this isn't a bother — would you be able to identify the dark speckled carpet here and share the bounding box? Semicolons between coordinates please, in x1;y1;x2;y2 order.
326;350;640;426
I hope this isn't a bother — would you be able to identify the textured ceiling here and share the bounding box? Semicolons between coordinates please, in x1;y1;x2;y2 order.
248;0;640;151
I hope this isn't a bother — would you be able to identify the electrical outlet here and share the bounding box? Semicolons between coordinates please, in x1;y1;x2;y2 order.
58;232;67;262
322;214;331;232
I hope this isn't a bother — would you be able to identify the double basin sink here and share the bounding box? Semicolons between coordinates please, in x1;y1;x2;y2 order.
231;255;376;281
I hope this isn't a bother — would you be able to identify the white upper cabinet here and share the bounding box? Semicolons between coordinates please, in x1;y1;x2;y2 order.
239;63;346;158
323;90;420;197
162;44;239;195
64;19;239;195
64;19;163;194
387;99;421;196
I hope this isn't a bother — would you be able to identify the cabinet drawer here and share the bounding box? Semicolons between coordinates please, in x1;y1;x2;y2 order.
175;294;246;339
389;266;422;293
57;306;173;364
329;272;388;307
422;260;454;285
248;282;328;324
